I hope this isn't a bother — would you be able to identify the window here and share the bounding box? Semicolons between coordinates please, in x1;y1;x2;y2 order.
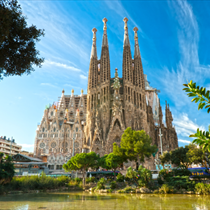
51;111;53;116
48;165;54;170
69;111;74;117
51;142;56;148
60;112;64;117
42;127;45;132
76;127;78;132
80;111;83;117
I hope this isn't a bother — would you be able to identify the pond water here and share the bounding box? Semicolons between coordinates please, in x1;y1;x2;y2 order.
0;192;210;210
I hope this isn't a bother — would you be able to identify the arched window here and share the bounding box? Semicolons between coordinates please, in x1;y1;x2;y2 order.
69;111;74;117
60;111;64;117
51;111;53;116
95;139;100;144
80;111;83;117
42;127;45;132
53;127;56;132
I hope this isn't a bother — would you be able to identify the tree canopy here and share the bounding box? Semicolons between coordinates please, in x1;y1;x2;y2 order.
0;153;15;184
113;127;157;163
63;152;99;186
0;0;44;80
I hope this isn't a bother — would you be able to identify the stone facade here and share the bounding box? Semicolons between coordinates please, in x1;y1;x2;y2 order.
34;17;178;170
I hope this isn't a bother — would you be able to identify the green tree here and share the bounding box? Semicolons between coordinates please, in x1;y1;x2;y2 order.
105;153;122;180
187;144;210;168
63;152;99;187
170;146;190;168
0;153;15;184
113;128;157;165
126;166;138;185
159;151;171;169
137;165;152;187
0;0;44;80
183;81;210;151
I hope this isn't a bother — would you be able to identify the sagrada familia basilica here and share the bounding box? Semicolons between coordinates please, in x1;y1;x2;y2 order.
34;18;178;170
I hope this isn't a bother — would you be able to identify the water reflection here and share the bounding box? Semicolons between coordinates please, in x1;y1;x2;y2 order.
0;192;210;210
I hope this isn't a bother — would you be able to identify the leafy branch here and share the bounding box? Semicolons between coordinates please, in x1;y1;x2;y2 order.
183;80;210;113
183;81;210;152
190;129;210;151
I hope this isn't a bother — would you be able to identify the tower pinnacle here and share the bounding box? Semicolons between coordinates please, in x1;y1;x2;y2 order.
123;17;130;47
133;27;140;57
102;18;108;47
90;28;97;58
103;18;108;30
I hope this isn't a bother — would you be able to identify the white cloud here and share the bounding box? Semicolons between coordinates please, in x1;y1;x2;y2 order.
44;60;81;72
80;75;87;80
40;83;58;88
178;139;192;144
161;1;210;107
174;113;205;137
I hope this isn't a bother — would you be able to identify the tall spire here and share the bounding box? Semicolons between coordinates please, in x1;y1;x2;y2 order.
100;17;110;83
90;28;97;58
123;17;130;47
102;18;108;47
122;17;132;83
133;27;140;57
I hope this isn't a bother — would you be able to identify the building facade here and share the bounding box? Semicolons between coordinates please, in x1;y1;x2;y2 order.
0;136;22;156
34;18;178;170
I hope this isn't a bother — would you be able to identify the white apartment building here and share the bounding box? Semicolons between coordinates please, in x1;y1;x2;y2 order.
0;136;22;156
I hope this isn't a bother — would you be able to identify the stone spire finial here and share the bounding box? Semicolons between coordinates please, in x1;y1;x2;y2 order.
123;17;128;30
62;89;65;94
102;18;108;47
81;89;84;95
123;17;130;47
133;27;140;57
90;28;97;58
103;18;108;30
71;89;74;96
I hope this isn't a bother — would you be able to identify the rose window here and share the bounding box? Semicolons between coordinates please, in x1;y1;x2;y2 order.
40;142;45;148
51;142;56;148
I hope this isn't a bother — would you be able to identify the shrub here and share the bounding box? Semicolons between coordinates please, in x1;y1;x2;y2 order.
86;177;96;184
124;186;135;193
172;166;191;176
159;184;172;194
110;181;117;189
73;177;82;184
107;189;112;193
97;178;106;190
167;176;195;191
116;173;124;182
137;166;152;187
158;169;173;182
195;183;209;195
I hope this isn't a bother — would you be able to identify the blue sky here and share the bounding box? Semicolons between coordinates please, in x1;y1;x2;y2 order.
1;0;210;152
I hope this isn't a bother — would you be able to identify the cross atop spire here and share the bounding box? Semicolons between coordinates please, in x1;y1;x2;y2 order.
90;28;97;58
123;17;130;47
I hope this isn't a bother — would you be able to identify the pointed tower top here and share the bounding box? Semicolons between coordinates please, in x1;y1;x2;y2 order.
102;18;108;47
133;27;140;57
81;89;84;96
62;89;65;94
123;17;130;47
90;28;97;58
123;17;128;29
103;18;108;30
71;89;74;97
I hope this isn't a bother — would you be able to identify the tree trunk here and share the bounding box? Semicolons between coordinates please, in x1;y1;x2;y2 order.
113;169;116;180
82;168;85;187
